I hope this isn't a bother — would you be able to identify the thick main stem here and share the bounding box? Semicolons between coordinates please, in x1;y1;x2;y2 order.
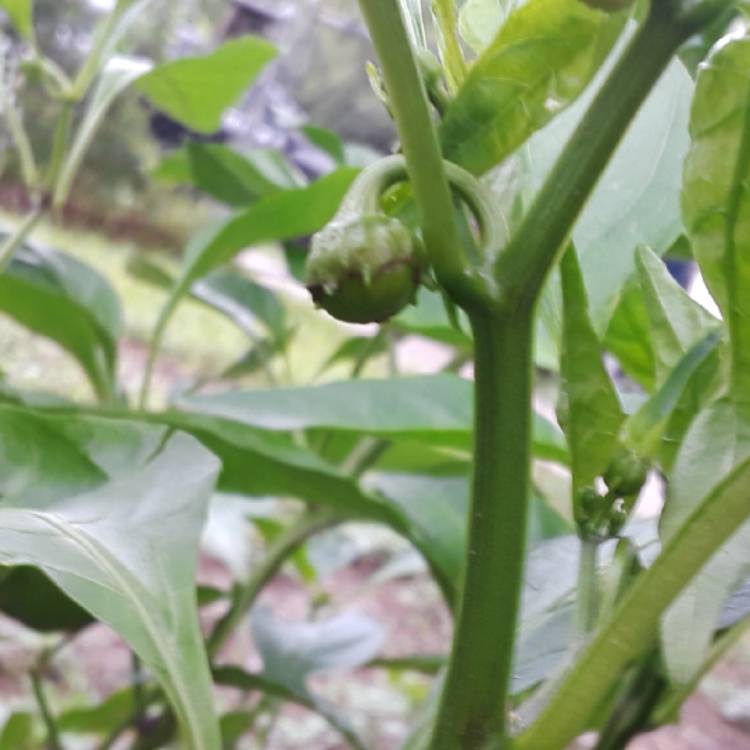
431;309;533;749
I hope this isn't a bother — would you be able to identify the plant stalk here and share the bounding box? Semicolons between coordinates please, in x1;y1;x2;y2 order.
495;2;703;309
31;667;62;750
357;0;486;307
207;509;343;657
0;207;43;274
576;538;600;642
431;308;534;749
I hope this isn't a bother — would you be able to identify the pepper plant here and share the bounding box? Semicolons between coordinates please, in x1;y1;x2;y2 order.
1;0;750;748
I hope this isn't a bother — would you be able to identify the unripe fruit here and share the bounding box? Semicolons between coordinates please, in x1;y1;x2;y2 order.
306;214;424;324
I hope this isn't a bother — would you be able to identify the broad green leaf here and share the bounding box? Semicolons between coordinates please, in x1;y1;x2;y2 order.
0;713;34;750
0;0;32;38
635;246;720;386
682;35;750;399
152;143;301;206
0;407;221;750
439;0;624;175
621;331;722;465
533;37;693;331
179;168;358;285
136;36;276;133
370;473;569;602
661;398;750;686
178;375;569;464
251;607;384;694
558;247;624;493
0;566;93;632
516;451;750;750
370;473;468;599
0;244;121;401
604;281;656;390
54;55;153;207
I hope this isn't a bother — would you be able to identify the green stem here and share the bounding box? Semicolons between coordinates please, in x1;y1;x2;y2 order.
45;101;74;196
515;452;750;750
357;0;488;308
207;508;343;657
138;294;178;409
431;309;534;750
31;667;63;750
576;538;600;642
495;3;704;310
0;207;44;274
2;88;38;189
431;0;467;91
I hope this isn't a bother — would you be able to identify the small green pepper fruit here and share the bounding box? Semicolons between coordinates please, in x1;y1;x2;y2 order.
306;213;424;324
580;0;634;11
603;450;650;498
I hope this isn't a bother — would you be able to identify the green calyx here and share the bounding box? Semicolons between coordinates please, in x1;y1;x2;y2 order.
306;155;505;324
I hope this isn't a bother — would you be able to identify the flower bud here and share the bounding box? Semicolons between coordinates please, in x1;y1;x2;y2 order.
603;451;650;498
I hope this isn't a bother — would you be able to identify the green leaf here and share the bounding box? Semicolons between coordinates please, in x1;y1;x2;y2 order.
178;375;569;463
604;281;656;391
302;125;345;163
252;607;384;694
440;0;624;175
58;688;134;736
0;0;32;38
54;55;153;207
558;247;624;493
136;36;276;133
152;143;301;205
620;330;722;465
0;406;222;750
634;246;720;386
660;398;750;686
370;473;468;598
0;244;121;401
152;410;400;526
0;566;93;632
0;713;34;750
179;168;358;285
533;35;693;331
682;35;750;399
